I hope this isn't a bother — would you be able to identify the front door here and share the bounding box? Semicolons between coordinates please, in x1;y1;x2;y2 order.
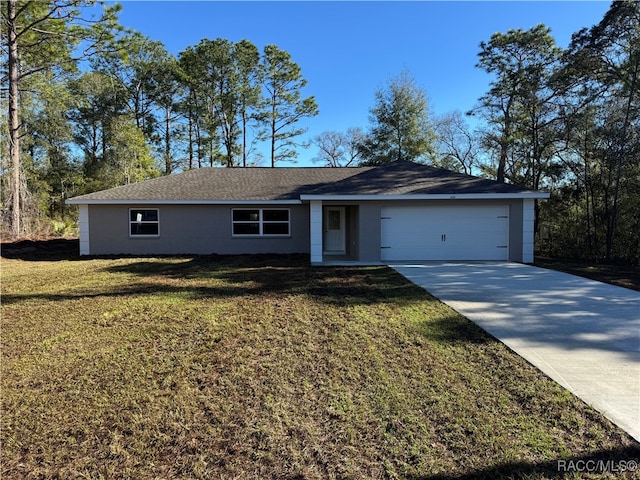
323;207;345;254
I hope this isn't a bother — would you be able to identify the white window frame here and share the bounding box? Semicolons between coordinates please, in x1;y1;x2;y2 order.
129;208;160;237
232;208;290;237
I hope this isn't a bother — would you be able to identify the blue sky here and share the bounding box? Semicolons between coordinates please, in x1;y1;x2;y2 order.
106;1;611;166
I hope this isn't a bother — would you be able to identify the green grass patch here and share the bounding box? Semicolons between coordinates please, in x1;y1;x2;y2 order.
2;255;638;479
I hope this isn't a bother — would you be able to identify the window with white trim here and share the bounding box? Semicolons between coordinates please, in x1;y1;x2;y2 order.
232;209;290;236
130;209;159;236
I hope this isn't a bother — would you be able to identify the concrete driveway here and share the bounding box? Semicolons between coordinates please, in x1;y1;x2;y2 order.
390;262;640;442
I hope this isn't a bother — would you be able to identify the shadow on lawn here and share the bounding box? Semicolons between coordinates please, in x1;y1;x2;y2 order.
2;255;432;309
0;283;245;305
102;255;430;306
408;445;640;480
419;315;492;345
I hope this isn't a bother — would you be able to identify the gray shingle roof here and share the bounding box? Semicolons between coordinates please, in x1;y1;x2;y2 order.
67;160;544;203
68;167;371;202
305;160;539;195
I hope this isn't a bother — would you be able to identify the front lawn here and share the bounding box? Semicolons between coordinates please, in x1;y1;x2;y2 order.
1;255;638;479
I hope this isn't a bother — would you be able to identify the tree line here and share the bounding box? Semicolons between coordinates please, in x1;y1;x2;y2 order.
314;2;639;265
3;0;318;236
2;1;638;264
468;4;639;265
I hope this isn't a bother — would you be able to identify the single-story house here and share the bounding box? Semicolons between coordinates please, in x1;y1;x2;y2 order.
66;160;549;264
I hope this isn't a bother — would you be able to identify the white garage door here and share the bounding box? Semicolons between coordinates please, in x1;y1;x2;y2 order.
380;205;509;261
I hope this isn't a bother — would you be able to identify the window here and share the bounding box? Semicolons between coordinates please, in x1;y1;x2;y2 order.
232;209;290;236
130;209;159;236
328;209;341;230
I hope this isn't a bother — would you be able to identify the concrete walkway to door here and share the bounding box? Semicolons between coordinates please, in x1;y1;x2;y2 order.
390;262;640;442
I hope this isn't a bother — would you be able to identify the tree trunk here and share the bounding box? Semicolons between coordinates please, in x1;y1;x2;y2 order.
164;106;171;175
7;0;21;236
242;109;247;168
605;55;639;261
270;96;276;168
195;122;202;169
584;143;593;256
187;106;194;170
497;99;513;184
497;137;507;183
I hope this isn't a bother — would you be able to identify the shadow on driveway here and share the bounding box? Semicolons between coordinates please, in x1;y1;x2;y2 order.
391;262;640;442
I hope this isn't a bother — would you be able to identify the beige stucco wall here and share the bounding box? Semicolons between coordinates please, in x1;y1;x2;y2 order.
87;204;310;256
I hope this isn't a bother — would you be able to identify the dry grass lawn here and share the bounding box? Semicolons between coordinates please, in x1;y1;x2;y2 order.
1;253;639;479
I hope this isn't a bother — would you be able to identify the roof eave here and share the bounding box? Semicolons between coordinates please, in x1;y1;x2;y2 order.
65;199;303;205
66;192;551;205
300;193;550;201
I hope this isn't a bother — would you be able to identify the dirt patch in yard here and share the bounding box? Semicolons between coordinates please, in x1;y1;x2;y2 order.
535;257;640;292
1;238;80;261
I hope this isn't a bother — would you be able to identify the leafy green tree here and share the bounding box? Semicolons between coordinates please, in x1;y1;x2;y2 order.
176;41;311;168
557;1;640;262
1;70;81;234
107;115;159;185
472;24;565;248
235;39;262;167
25;72;82;220
68;71;160;191
91;32;171;139
191;38;240;167
176;46;211;169
178;39;262;168
96;32;185;175
359;69;436;165
2;0;121;236
261;44;319;167
473;24;562;186
89;30;190;176
150;55;185;175
68;71;124;187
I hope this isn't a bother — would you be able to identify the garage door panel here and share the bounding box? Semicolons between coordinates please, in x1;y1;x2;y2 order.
380;205;509;261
